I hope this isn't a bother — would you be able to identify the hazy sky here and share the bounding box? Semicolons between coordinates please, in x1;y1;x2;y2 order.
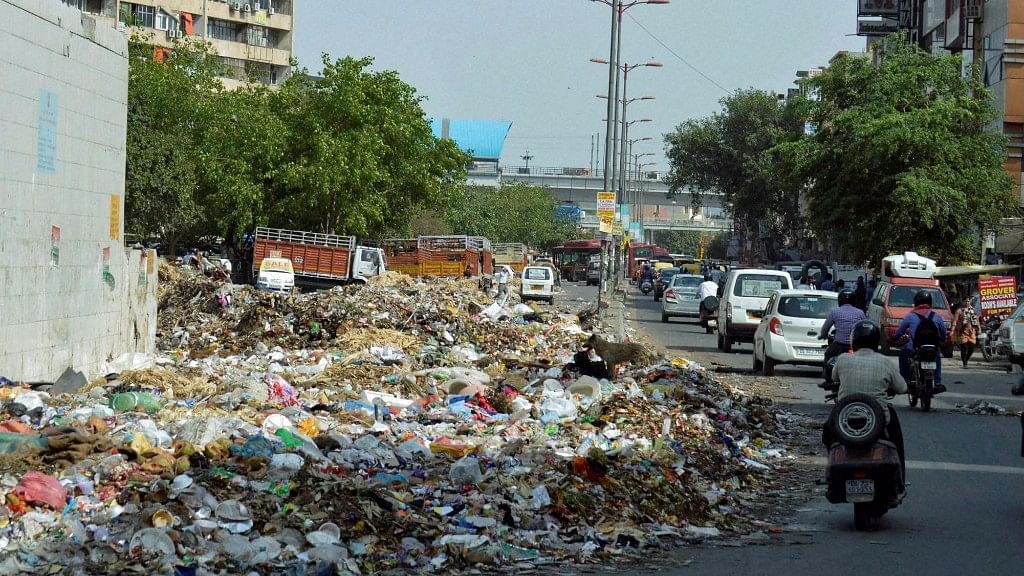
295;1;865;170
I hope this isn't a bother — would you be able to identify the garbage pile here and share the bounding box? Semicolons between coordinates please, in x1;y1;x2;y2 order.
0;265;789;574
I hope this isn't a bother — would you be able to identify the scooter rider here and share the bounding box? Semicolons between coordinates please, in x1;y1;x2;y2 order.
823;319;907;484
894;290;948;395
818;288;866;385
698;273;718;309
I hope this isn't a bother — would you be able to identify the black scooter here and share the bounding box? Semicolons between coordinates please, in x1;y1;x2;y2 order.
639;278;654;295
823;389;905;531
699;296;719;335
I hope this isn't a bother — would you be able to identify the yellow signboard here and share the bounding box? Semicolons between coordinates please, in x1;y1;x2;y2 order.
109;195;121;240
599;215;614;233
597;191;616;219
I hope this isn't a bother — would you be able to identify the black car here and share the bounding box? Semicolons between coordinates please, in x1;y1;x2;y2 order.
653;267;680;302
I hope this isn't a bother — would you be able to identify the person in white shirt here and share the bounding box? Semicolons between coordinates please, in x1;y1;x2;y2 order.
495;266;510;304
698;274;718;301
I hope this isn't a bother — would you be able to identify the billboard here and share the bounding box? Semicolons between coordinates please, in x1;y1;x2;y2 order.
858;0;899;16
978;276;1018;319
857;18;900;36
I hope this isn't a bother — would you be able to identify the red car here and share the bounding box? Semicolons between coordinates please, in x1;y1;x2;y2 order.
866;276;954;357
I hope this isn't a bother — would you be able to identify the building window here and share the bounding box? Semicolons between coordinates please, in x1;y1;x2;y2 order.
119;3;155;28
155;11;178;32
217;57;248;80
246;25;270;47
207;18;242;42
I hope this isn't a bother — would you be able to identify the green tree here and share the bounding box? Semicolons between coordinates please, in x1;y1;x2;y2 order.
652;230;703;255
664;90;809;251
125;36;223;254
265;56;468;239
446;182;580;248
781;40;1017;264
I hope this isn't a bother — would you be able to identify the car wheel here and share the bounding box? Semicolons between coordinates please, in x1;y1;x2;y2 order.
752;346;763;371
722;332;733;353
661;313;669;323
762;351;776;376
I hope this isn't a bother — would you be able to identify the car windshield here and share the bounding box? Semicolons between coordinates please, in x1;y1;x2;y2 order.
888;286;947;309
672;275;702;288
659;268;680;280
777;296;836;319
524;268;550;280
734;274;788;297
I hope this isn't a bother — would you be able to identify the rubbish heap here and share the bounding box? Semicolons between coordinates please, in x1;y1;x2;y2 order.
0;264;789;574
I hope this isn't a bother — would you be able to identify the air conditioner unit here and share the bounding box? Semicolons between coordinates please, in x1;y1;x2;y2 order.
166;29;175;40
269;7;275;15
965;0;983;20
243;3;252;12
176;30;184;38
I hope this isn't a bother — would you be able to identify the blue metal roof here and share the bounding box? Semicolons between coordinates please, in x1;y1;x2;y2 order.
430;118;512;160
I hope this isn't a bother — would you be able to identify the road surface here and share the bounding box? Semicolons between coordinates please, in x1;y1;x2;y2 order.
617;284;1024;575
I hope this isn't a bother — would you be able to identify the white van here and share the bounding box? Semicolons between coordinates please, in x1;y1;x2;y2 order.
256;257;295;293
520;266;555;304
717;269;793;352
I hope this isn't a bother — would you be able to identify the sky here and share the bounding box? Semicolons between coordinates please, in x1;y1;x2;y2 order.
294;1;866;171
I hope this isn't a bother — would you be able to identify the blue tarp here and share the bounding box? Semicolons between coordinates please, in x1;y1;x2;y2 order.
430;118;512;160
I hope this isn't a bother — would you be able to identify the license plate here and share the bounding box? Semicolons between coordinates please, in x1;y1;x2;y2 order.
845;479;875;502
920;361;937;369
796;348;824;357
529;285;543;292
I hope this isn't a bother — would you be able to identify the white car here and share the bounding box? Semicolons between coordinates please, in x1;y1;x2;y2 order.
999;301;1024;368
520;266;554;304
717;269;793;352
661;274;703;322
752;290;838;376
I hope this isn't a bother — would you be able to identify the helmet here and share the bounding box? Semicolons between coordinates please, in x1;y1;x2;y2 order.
837;289;855;307
913;290;933;307
850;320;881;351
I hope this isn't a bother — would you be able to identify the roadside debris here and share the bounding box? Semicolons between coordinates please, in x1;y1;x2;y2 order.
0;264;791;573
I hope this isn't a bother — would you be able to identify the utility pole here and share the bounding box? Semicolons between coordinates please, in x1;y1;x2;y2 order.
602;0;619;191
521;151;534;172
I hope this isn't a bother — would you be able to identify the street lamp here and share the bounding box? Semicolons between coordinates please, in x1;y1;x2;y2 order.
589;0;670;193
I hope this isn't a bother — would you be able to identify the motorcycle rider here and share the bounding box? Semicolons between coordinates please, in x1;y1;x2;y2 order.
894;290;948;395
698;273;719;320
639;262;654;291
823;319;907;485
818;288;866;385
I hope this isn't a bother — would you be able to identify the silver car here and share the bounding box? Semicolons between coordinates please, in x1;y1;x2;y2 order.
661;274;704;323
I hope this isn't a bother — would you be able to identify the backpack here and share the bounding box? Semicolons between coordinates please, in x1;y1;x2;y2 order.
913;311;941;348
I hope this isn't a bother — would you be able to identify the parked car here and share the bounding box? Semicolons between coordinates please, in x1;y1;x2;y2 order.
752;290;838;376
998;301;1024;368
717;269;793;352
586;260;601;286
866;278;953;356
653;267;681;302
520;266;555;304
661;274;703;323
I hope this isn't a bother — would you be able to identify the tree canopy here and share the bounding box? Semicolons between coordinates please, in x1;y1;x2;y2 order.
780;41;1016;264
125;38;468;252
445;182;581;249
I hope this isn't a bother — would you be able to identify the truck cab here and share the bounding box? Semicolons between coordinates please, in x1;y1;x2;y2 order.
352;246;386;283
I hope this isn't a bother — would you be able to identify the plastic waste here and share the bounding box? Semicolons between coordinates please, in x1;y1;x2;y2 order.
13;471;67;509
449;456;483;485
109;392;163;413
128;528;176;557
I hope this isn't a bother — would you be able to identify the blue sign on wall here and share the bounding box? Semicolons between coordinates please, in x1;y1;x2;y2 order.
37;89;59;175
555;204;582;223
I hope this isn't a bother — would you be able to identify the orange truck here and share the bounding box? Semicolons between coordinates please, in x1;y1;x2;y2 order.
253;227;385;289
492;243;528;273
382;236;493;277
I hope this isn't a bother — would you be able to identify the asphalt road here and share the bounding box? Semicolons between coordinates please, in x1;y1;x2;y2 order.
620;284;1024;576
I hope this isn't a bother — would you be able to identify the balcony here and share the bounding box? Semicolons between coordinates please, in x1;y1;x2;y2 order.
205;1;293;30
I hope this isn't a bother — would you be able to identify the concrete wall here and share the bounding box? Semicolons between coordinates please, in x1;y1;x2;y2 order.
0;0;156;382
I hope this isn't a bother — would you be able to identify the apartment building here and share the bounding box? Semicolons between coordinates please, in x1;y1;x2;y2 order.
61;0;294;87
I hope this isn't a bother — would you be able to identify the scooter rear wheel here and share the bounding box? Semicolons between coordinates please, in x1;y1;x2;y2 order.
854;503;872;531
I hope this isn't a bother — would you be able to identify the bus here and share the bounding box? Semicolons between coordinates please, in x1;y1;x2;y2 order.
552;239;602;282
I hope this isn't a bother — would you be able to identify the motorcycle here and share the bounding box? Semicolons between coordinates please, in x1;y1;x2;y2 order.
823;390;904;531
639;278;654;295
978;317;1001;361
908;344;939;412
699;296;719;335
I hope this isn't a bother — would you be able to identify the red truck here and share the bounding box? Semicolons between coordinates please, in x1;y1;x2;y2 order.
253;227;385;290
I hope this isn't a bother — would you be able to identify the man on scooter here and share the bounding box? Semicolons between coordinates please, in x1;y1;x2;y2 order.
818;288;866;385
894;290;948;395
824;320;907;482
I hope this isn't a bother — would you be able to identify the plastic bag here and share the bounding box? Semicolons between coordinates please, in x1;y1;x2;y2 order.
449;456;483;485
264;373;298;406
13;471;67;509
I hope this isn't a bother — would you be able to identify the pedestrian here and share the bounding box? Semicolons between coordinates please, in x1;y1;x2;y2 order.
820;273;836;292
495;266;510;304
953;295;980;368
463;264;472;279
854;276;867;311
797;274;814;290
865;279;877;307
836;278;846;290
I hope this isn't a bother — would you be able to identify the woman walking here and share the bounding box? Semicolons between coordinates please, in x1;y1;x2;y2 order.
953;295;980;368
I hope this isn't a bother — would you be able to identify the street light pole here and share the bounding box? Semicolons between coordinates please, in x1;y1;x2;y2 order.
602;0;619;191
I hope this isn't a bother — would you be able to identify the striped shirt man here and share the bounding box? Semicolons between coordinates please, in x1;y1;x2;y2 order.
819;304;867;345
